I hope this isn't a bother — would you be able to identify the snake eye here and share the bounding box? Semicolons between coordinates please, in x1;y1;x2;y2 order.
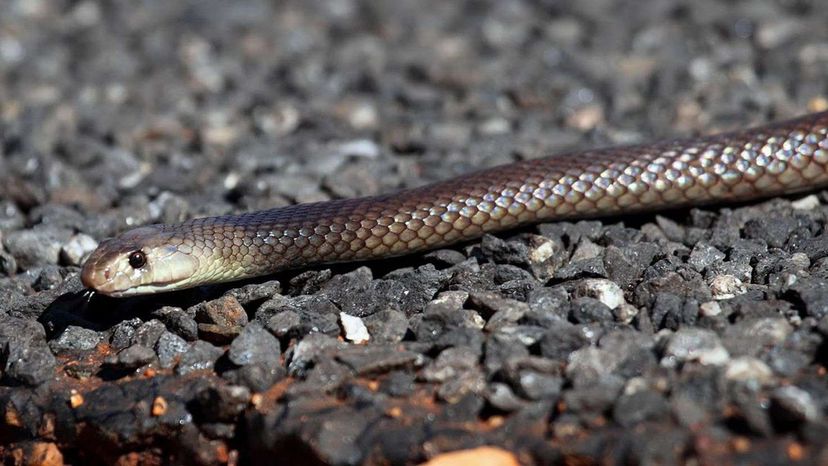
128;250;146;269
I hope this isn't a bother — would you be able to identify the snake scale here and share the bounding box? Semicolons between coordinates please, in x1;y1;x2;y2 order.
82;112;828;296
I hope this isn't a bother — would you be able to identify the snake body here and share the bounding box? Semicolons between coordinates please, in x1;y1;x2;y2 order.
82;112;828;296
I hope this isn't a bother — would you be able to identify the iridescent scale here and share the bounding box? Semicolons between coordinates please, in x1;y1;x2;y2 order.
139;112;828;285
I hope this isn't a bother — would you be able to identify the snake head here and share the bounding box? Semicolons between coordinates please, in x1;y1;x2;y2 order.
81;226;200;297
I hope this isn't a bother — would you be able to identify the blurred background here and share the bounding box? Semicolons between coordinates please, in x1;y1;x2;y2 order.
1;0;826;231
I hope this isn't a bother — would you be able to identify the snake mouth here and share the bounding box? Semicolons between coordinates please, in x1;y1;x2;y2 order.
80;232;201;297
96;283;184;297
81;259;188;296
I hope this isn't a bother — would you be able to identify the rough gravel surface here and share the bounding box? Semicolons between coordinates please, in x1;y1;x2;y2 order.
1;0;828;465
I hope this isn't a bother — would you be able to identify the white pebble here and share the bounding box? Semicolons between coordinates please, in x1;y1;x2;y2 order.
60;233;98;266
334;139;380;159
791;194;820;210
347;102;379;130
575;278;625;309
699;301;722;317
662;328;730;367
528;237;558;263
789;252;810;269
724;357;773;385
340;313;370;344
708;275;746;300
613;303;639;324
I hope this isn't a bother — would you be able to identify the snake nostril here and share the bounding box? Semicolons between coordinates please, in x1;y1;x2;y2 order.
104;269;110;280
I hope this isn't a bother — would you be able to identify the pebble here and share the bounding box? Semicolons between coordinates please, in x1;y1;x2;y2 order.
661;328;730;367
49;326;101;353
573;279;626;309
486;383;526;411
0;247;16;276
699;301;722;317
176;341;224;375
0;200;25;231
106;344;157;370
195;296;249;343
362;309;408;343
724;357;774;386
224;280;282;307
337;345;422;375
4;227;73;268
791;194;820;210
227;322;281;366
771;385;820;426
340;312;370;344
566;347;621;383
421;347;479;382
110;318;142;350
612;390;670;427
787;279;828;319
0;317;56;386
59;233;98;266
151;306;198;341
709;275;746;300
265;310;302;339
421;447;520;466
131;319;167;348
193;385;251;422
613;303;639;324
688;242;725;272
722;318;792;357
539;321;589;361
155;331;189;368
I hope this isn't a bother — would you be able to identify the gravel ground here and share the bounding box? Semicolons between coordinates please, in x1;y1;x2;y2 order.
1;0;828;465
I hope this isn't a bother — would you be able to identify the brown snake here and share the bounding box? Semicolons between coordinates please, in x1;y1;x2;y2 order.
82;112;828;296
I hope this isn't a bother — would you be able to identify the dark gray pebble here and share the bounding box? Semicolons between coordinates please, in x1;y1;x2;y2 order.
0;317;55;386
155;331;189;369
569;297;613;324
362;309;409;343
131;319;167;348
151;306;199;341
193;384;251;422
613;390;671;427
3;227;72;269
228;322;281;366
110;317;143;350
687;242;725;273
770;385;820;430
337;345;422;375
176;341;224;375
539;321;590;361
49;325;101;353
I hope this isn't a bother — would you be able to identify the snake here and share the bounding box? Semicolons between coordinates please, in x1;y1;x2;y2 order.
81;111;828;297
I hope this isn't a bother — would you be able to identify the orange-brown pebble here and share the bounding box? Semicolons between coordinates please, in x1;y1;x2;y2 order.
151;396;168;416
809;96;828;113
27;442;64;466
486;416;505;428
5;403;22;427
421;447;520;466
788;442;805;461
68;391;84;409
731;436;751;453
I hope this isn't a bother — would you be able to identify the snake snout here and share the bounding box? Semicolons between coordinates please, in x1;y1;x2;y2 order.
80;246;119;293
79;260;98;289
